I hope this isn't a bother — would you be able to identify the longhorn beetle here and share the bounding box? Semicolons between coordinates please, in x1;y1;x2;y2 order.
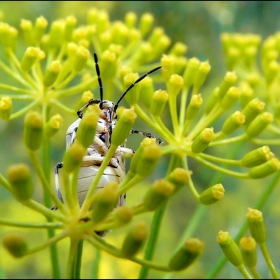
54;53;162;236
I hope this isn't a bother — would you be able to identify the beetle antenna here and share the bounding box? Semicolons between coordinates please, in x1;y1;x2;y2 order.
94;53;103;102
113;66;162;112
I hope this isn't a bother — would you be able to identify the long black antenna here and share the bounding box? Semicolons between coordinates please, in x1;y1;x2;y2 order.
94;53;103;102
114;66;162;112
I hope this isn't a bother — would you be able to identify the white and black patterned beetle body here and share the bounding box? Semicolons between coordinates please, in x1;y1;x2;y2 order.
66;106;127;208
54;53;161;237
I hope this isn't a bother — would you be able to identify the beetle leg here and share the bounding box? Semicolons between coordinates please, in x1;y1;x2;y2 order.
77;99;101;118
130;129;163;144
118;147;134;156
51;162;64;210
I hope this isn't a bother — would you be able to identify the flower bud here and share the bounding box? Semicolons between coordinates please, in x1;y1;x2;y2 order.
139;76;155;109
199;184;225;205
242;98;265;125
43;60;61;87
113;206;133;227
87;8;98;25
75;91;94;112
191;128;214;154
161;55;175;83
125;12;137;29
193;61;211;90
91;183;118;224
139;13;154;37
73;27;87;43
97;10;110;34
7;163;34;201
49;20;64;48
218;72;237;99
100;50;118;80
73;46;90;72
143;180;174;211
34;16;48;44
7;26;18;51
186;94;203;120
132;42;153;65
44;114;63;138
20;19;34;46
123;73;140;105
167;74;183;96
121;221;148;257
217;230;243;267
64;15;77;41
111;21;128;46
174;56;188;75
150;89;168;116
148;27;164;46
239;82;253;109
67;42;78;58
166;168;191;194
111;107;137;147
2;233;28;258
222;111;245;135
169;42;188;57
24;111;43;151
63;141;86;173
220;87;241;110
241;146;272;167
136;143;161;178
249;158;280;179
0;96;12;120
129;28;141;43
225;47;240;70
86;25;96;41
183;57;200;89
21;47;39;72
119;66;132;82
246;72;261;89
246;208;266;244
239;236;257;268
169;238;204;271
244;46;258;68
205;87;219;114
98;31;111;51
246;112;273;138
0;22;10;49
151;35;171;60
265;60;280;85
129;138;156;175
76;105;100;148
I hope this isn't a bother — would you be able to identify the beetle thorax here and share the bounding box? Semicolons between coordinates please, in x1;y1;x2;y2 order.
99;100;116;122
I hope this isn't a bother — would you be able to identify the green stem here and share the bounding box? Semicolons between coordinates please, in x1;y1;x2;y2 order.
206;171;280;279
86;236;171;272
66;238;79;279
29;151;68;215
55;71;77;90
194;156;249;179
0;94;34;100
209;134;247;146
75;240;84;279
199;153;242;166
28;230;68;256
92;249;101;279
248;267;261;279
168;95;180;138
153;116;177;142
134;104;171;142
0;83;35;94
42;103;61;279
53;76;97;97
259;243;279;279
179;87;189;128
268;123;280;135
0;218;63;229
138;154;181;279
237;264;252;279
50;98;76;116
9;99;40;120
0;173;12;192
251;138;280;146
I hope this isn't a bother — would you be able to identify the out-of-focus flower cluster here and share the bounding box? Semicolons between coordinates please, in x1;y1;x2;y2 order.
0;8;280;279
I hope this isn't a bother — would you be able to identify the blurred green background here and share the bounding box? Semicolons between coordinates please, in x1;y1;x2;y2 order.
0;1;279;279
